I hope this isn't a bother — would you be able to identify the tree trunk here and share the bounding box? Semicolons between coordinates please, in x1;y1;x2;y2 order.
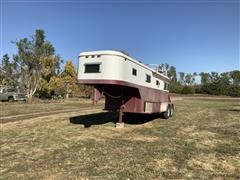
27;93;33;103
65;93;69;99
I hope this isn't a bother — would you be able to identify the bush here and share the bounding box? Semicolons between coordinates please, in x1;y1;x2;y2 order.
227;85;240;97
181;85;195;94
169;82;183;94
194;84;202;94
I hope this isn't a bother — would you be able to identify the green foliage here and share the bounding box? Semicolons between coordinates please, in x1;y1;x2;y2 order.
39;55;61;98
178;72;185;85
169;70;240;97
169;82;183;94
0;54;18;86
193;84;202;94
230;70;240;85
45;60;79;98
13;29;61;99
78;85;93;98
181;85;195;94
1;29;92;99
47;76;65;96
170;72;198;94
199;70;240;97
63;60;77;77
199;72;210;84
178;72;197;86
227;84;240;97
168;66;177;83
2;29;239;99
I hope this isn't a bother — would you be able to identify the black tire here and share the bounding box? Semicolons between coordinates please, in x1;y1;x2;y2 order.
8;96;14;102
163;105;171;119
170;104;174;117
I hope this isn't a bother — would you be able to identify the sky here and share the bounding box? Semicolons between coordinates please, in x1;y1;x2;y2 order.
1;0;239;74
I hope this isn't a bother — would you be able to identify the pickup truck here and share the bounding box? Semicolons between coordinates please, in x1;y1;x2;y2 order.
0;86;27;102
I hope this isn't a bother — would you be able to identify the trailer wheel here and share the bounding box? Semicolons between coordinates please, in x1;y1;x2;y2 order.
170;104;174;117
163;105;171;119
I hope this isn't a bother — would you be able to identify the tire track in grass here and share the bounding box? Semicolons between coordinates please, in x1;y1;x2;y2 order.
1;105;103;124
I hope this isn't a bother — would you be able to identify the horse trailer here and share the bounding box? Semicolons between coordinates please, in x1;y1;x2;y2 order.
78;50;174;125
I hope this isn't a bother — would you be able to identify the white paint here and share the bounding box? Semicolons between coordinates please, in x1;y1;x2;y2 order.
145;102;153;113
78;50;169;92
160;102;169;112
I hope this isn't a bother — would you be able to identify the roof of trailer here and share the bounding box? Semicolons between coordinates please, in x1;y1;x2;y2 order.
79;50;169;80
79;50;127;57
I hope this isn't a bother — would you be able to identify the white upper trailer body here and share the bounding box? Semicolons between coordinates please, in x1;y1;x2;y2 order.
78;50;170;92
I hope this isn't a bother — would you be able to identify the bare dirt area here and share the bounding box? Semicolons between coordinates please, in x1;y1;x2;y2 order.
1;97;239;179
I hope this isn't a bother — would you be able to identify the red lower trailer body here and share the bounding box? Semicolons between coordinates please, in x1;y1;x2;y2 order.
84;80;173;124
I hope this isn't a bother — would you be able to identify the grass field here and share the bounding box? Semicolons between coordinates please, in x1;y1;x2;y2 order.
0;98;97;117
1;98;240;179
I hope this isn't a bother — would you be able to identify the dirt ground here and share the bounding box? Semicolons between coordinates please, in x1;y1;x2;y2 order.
0;96;240;179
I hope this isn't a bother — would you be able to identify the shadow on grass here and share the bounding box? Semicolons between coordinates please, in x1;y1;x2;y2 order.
69;112;163;128
70;112;117;128
124;113;163;124
221;109;240;112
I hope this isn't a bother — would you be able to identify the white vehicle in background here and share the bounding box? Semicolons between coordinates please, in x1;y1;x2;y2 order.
0;86;27;102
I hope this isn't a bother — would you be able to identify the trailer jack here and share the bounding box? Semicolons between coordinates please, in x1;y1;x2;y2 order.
116;105;125;128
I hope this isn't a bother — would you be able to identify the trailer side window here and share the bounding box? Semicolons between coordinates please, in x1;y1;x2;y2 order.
84;64;100;73
164;82;169;90
146;74;151;83
132;68;137;76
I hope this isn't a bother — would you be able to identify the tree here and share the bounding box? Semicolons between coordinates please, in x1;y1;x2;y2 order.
47;76;65;97
63;60;76;77
181;85;195;94
228;84;240;97
210;72;219;82
229;70;240;85
167;66;177;82
176;72;197;94
199;72;210;84
47;60;78;98
13;29;60;100
167;66;179;93
185;73;197;85
0;54;19;86
199;72;235;96
62;60;78;98
39;55;61;98
218;72;231;95
178;72;185;85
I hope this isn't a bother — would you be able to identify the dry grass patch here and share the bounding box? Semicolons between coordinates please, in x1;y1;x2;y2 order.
187;153;239;174
1;98;240;179
122;135;159;142
0;98;101;117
